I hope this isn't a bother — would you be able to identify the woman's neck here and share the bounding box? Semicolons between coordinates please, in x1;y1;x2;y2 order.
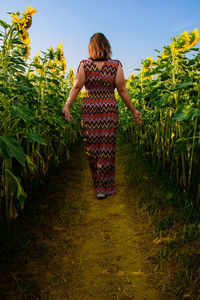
90;58;109;61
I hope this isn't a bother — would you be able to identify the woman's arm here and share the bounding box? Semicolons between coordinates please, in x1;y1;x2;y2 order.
62;62;85;121
115;64;143;126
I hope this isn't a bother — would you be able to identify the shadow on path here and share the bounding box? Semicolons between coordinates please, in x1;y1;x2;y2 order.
0;143;170;299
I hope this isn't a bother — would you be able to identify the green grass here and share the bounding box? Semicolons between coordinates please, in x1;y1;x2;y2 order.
118;134;200;299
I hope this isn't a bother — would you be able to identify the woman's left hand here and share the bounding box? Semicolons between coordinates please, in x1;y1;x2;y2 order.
62;105;74;122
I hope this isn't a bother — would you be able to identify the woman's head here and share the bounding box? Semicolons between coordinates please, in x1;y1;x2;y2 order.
88;33;112;60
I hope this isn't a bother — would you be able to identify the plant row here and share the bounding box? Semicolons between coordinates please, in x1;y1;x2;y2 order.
117;29;200;220
0;7;82;221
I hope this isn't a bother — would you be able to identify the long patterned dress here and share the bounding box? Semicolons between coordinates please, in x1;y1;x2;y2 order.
79;58;122;195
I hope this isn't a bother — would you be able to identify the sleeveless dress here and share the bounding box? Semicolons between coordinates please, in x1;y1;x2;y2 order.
78;58;122;196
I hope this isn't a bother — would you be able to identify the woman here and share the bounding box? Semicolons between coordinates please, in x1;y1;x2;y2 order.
62;33;143;199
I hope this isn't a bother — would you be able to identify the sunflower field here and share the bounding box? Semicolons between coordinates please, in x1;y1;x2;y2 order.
117;29;200;220
0;7;82;221
1;5;200;225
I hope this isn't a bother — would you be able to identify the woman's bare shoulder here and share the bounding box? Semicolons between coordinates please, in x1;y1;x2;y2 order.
111;59;123;67
80;58;92;65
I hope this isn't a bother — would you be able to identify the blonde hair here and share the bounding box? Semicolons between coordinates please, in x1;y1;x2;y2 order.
88;33;112;60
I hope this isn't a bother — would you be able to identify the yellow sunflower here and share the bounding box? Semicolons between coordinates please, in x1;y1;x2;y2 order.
61;58;66;72
53;59;58;67
130;73;135;80
22;44;31;60
49;46;54;60
69;66;74;84
21;6;37;29
161;45;172;58
170;31;190;54
19;28;30;45
48;60;52;68
11;13;22;30
188;29;200;48
21;15;32;29
142;57;153;71
56;43;64;61
176;31;189;51
22;5;37;17
36;52;40;64
58;43;63;50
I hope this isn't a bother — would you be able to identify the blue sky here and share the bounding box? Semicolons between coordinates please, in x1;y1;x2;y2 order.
1;0;200;78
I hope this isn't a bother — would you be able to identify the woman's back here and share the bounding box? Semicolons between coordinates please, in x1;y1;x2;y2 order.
80;58;123;98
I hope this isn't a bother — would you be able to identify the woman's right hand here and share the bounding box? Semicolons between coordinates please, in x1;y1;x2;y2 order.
132;109;143;127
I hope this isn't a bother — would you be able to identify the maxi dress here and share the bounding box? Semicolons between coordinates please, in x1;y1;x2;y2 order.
79;58;122;195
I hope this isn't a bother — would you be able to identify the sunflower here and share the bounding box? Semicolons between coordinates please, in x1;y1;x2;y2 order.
69;66;74;84
49;46;54;60
36;52;40;64
29;71;35;79
61;58;66;72
173;31;189;52
19;28;30;45
53;59;58;67
22;44;31;60
22;5;37;17
142;57;153;71
58;43;63;50
21;6;37;29
161;45;172;58
188;29;200;48
11;13;22;31
130;73;135;80
56;43;64;61
48;60;53;68
21;15;32;29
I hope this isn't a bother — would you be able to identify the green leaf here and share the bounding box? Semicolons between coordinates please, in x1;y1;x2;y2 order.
9;57;26;66
190;47;199;51
19;84;32;92
173;105;200;121
10;38;22;45
0;20;9;29
9;106;34;124
0;75;9;82
156;94;170;107
0;85;10;96
51;79;60;85
186;107;200;120
173;111;186;122
50;115;66;128
170;80;194;91
0;136;25;166
26;155;37;175
25;131;47;145
173;105;189;121
32;63;42;69
174;138;190;158
5;169;27;210
10;64;25;72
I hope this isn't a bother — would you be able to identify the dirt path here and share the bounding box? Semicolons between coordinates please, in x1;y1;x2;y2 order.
0;143;170;299
62;154;166;300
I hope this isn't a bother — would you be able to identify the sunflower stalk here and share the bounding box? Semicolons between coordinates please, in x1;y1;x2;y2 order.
188;117;197;190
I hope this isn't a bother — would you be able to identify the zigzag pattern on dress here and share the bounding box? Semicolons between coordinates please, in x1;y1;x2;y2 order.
80;58;122;195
